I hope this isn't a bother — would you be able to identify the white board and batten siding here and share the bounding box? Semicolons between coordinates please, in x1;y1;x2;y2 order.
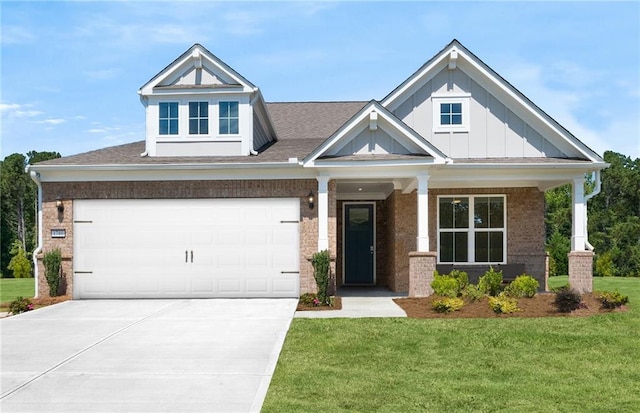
392;66;568;159
73;198;300;299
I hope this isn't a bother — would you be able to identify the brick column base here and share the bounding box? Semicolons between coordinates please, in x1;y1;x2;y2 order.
408;251;437;297
568;251;594;293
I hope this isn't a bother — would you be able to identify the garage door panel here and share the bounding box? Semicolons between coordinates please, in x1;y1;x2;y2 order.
74;198;299;299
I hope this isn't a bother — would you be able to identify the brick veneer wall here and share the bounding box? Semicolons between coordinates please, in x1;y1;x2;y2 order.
38;179;325;298
385;190;417;292
568;251;593;293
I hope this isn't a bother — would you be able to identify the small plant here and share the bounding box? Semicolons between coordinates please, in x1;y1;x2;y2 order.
553;286;582;313
299;293;318;305
461;284;484;301
504;274;539;298
311;250;330;305
431;274;460;297
43;249;62;297
9;297;34;315
8;240;32;278
597;291;629;309
449;270;469;290
488;293;519;314
478;267;503;296
432;297;465;313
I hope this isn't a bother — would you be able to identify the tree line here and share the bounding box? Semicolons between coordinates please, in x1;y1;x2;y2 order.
1;150;638;278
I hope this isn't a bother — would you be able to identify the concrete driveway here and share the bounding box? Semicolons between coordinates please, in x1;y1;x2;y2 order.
0;299;297;412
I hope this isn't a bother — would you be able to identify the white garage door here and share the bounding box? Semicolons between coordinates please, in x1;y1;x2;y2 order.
73;198;300;299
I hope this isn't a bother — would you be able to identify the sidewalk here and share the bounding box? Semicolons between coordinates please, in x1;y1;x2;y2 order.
294;287;407;318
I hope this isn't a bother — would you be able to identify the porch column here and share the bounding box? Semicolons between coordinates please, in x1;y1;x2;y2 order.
416;173;430;252
317;176;330;251
569;176;593;292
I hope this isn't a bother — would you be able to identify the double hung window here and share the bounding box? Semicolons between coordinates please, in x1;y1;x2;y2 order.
159;102;179;135
189;102;208;135
219;101;239;134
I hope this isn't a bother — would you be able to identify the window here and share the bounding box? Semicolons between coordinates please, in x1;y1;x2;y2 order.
219;101;239;134
432;94;470;132
189;102;208;135
159;102;179;135
440;103;462;125
438;195;505;263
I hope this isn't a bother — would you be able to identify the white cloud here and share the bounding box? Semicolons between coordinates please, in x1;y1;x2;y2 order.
0;103;43;118
87;127;120;134
0;26;36;45
34;119;66;125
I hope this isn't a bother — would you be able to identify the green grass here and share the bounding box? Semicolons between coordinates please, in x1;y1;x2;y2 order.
263;277;640;412
0;278;35;303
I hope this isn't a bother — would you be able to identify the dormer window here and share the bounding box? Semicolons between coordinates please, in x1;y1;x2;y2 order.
189;102;209;135
432;93;470;132
219;101;239;134
159;102;179;135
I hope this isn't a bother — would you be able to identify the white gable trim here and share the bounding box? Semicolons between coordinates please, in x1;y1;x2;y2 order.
139;44;256;96
303;101;448;166
381;40;603;163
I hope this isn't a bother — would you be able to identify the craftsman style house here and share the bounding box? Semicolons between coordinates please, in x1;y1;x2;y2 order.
28;40;606;299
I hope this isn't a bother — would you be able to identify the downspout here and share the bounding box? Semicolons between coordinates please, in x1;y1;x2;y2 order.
584;170;602;251
28;169;43;298
249;87;260;156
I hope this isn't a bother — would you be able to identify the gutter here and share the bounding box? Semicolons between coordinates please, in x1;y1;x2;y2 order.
28;161;303;172
28;169;42;298
584;170;602;251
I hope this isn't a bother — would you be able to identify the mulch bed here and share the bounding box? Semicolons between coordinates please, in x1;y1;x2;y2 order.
394;293;628;318
296;296;342;311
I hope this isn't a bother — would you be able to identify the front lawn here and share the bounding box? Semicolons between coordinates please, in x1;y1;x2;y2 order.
0;278;35;303
263;277;640;412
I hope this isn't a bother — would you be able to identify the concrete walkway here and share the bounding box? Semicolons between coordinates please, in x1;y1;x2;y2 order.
1;299;297;412
295;287;408;318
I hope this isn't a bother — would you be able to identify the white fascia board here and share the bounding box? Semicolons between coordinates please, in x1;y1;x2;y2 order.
382;56;449;111
308;158;440;168
446;161;608;171
310;165;437;180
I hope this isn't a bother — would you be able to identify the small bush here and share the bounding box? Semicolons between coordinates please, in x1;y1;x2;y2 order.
431;274;460;297
553;287;582;313
43;249;62;297
461;284;484;301
449;270;469;290
504;274;539;298
8;240;32;278
488;293;519;314
597;291;629;309
9;297;34;315
478;267;503;296
311;250;330;305
432;297;465;313
299;293;318;305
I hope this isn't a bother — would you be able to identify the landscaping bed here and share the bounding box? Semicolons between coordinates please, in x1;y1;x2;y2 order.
296;296;342;311
394;292;628;318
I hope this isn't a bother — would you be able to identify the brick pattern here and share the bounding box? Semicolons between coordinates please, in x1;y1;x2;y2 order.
568;251;593;293
39;180;320;297
385;191;417;292
408;251;437;297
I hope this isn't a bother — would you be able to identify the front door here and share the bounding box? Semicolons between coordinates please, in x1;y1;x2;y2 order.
344;203;375;285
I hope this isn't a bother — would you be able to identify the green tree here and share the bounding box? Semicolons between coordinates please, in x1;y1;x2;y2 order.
7;240;32;278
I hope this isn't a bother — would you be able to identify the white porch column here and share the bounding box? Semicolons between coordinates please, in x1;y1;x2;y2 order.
416;173;430;252
571;176;586;251
317;176;330;251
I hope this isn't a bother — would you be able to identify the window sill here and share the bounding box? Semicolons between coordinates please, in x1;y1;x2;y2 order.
156;136;242;142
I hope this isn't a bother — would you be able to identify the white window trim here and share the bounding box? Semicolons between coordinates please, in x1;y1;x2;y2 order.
436;194;507;265
432;93;471;133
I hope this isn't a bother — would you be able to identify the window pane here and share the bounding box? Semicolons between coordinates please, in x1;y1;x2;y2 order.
489;232;503;262
475;197;489;228
489;197;504;228
441;114;450;125
475;232;489;262
200;119;208;134
219;119;228;134
229;119;239;134
452;115;462;124
229;102;239;117
159;103;168;118
454;232;468;262
200;103;208;117
189;119;198;134
169;120;178;134
453;198;469;229
219;102;229;118
159;119;168;135
451;103;462;113
440;232;453;262
169;102;178;117
439;198;454;228
441;103;450;114
189;102;198;117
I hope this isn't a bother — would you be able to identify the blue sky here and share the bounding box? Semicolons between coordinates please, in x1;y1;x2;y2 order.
1;1;639;159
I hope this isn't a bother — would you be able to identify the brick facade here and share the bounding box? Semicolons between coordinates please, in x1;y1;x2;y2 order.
568;251;594;293
408;251;437;297
38;179;322;298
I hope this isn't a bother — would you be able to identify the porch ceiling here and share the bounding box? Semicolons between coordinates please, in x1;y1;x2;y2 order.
336;181;396;200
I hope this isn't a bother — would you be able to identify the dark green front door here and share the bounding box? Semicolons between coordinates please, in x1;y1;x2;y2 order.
344;204;374;284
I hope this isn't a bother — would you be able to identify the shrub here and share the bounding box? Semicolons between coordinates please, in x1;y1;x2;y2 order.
9;297;34;315
431;274;460;297
8;240;32;278
478;267;503;296
553;287;582;313
449;270;469;290
597;291;629;309
461;284;484;301
299;293;318;305
43;249;62;297
488;293;519;314
432;297;465;313
504;274;539;298
311;250;330;305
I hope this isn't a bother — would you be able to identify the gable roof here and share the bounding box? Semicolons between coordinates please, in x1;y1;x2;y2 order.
382;39;604;163
303;100;448;165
